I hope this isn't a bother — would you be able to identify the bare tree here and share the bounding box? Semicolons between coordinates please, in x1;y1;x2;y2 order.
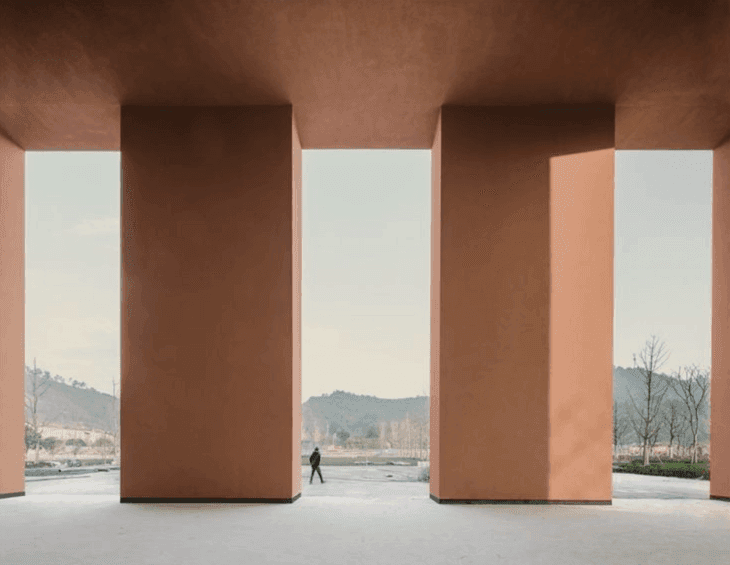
670;364;709;464
662;400;688;460
403;395;430;461
421;394;430;460
71;438;84;456
627;336;671;466
613;401;631;460
378;421;389;449
43;437;62;459
111;378;120;462
647;421;663;463
25;358;51;464
399;419;410;454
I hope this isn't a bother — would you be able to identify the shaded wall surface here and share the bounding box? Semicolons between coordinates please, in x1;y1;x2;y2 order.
429;115;442;499
3;1;730;150
712;140;730;501
120;106;301;501
431;106;614;502
0;132;24;498
291;118;303;497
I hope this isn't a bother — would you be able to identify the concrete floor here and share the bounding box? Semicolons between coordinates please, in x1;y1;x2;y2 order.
22;465;712;499
2;467;728;564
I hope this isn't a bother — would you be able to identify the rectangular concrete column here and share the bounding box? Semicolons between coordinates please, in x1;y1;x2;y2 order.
430;106;614;503
121;106;302;502
712;140;730;502
0;131;24;499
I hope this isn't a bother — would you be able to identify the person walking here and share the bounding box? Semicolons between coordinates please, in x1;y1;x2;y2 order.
309;446;325;484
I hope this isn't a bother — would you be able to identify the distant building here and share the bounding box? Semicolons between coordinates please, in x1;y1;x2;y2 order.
38;425;113;445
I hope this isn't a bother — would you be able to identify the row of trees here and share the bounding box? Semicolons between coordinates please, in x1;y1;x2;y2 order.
25;429;114;457
373;411;429;458
613;336;710;465
305;406;430;459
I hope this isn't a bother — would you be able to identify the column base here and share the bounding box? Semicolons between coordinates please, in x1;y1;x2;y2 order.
430;493;611;505
0;492;25;500
710;495;730;502
121;493;301;504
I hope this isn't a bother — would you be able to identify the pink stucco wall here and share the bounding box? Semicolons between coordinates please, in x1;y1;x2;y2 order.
549;149;614;502
712;139;730;500
0;132;24;498
120;106;301;500
432;106;614;501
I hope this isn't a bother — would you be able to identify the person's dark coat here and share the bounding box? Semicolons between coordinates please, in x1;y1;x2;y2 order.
309;449;321;468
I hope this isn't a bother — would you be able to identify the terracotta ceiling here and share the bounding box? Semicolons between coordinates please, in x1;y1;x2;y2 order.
1;0;729;150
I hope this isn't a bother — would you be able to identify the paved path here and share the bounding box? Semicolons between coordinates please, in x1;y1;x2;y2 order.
612;472;709;499
25;466;711;500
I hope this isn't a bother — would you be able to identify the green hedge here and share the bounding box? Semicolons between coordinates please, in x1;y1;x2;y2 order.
614;460;709;480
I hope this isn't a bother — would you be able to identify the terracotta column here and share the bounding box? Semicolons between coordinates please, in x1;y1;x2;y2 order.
712;140;730;502
0;131;24;499
430;106;614;503
120;106;302;502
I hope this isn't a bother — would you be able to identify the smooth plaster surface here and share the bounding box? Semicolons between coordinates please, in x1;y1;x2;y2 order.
712;139;730;500
2;1;730;150
0;131;24;497
549;148;614;501
429;113;442;500
120;106;301;500
432;107;614;501
292;118;303;497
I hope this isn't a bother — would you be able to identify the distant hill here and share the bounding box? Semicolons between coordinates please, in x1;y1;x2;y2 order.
24;364;708;443
303;390;428;438
24;366;118;433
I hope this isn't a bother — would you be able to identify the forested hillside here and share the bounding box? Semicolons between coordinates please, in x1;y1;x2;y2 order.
24;365;118;432
24;364;709;444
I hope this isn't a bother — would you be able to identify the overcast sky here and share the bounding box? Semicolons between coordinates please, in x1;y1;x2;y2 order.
24;150;712;401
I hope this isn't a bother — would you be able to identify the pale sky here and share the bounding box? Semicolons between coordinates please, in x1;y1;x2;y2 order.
24;150;712;401
613;151;713;373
